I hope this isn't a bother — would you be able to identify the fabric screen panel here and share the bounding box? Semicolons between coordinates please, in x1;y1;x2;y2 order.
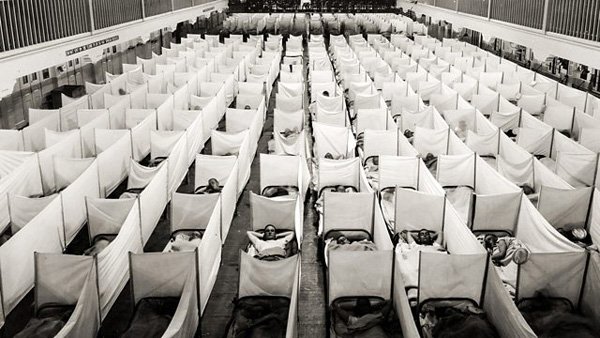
379;156;418;190
174;110;204;165
430;93;457;113
275;95;303;113
39;131;82;194
127;160;160;190
532;159;572;190
490;109;520;132
130;251;196;304
79;112;110;157
466;130;498;156
274;109;303;133
259;154;299;193
191;95;213;110
54;257;100;338
171;192;219;232
236;94;263;110
328;250;392;304
392;254;423;338
211;130;248;156
516;128;552;157
8;194;57;233
250;193;296;232
165;135;189;195
238;252;298;298
35;253;95;309
173;85;190;111
106;96;130;130
197;195;222;313
95;130;131;197
589;189;600;245
156;95;175;131
150;130;184;160
356;108;388;134
472;192;521;233
419;252;486;305
437;153;475;188
318;158;360;192
44;128;80;148
313;122;349;159
97;200;143;318
278;82;303;98
537;186;593;228
518;252;587;307
474;156;520;194
472;94;499;116
200;100;220;140
497;156;534;187
552;130;594;157
220;161;239;242
194;155;237;188
273;130;307;157
23;113;60;152
579;128;600;153
443;108;476;132
311;83;336;103
60;96;89;131
580;252;600;323
87;197;136;241
139;163;169;244
226;108;256;134
323;192;374;235
544;104;575;132
0;152;43;233
0;197;65;315
161;267;199;338
555;152;597;187
129;111;156;162
238;82;264;96
413;127;448;156
395;189;445;234
363;130;398;160
284;260;300;338
515;196;582;252
53;157;95;192
316;106;346;127
236;138;253;192
316;95;343;113
518;94;546;115
60;160;101;243
483;262;537;338
0;130;23;151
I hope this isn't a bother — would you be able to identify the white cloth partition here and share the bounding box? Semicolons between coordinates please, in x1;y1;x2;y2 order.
322;192;375;236
8;194;56;233
35;253;100;338
95;198;143;318
0;197;65;318
95;130;131;197
0;151;43;232
78;110;110;157
129;252;199;337
538;186;593;228
413;127;449;156
418;252;486;305
39;130;82;194
395;188;445;234
138;163;169;243
437;153;475;187
313;122;353;159
328;250;392;303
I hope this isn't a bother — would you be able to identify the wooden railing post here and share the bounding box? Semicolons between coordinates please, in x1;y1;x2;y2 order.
141;0;146;20
487;0;492;19
88;0;95;32
542;0;550;32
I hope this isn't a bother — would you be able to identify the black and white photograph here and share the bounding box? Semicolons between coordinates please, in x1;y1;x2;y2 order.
0;0;599;336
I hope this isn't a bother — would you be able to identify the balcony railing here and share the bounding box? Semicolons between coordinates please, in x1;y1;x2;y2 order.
0;0;216;53
425;0;600;42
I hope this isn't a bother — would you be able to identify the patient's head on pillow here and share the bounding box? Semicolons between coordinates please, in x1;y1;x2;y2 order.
571;227;588;241
208;178;220;191
118;88;127;95
322;90;330;97
372;156;379;166
416;229;436;245
403;129;414;139
244;105;252;110
324;152;334;159
483;234;498;251
337;235;350;245
521;184;535;195
263;224;277;240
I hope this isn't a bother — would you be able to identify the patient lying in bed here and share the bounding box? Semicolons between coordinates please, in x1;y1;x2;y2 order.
228;297;290;338
168;231;202;252
364;157;379;190
478;234;529;298
557;224;596;250
519;295;600;338
84;235;115;256
262;186;299;199
14;306;74;338
121;297;179;338
521;184;539;205
267;128;301;154
396;230;446;304
195;178;223;194
247;225;295;260
419;153;437;176
325;232;377;266
331;298;400;337
420;300;499;338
